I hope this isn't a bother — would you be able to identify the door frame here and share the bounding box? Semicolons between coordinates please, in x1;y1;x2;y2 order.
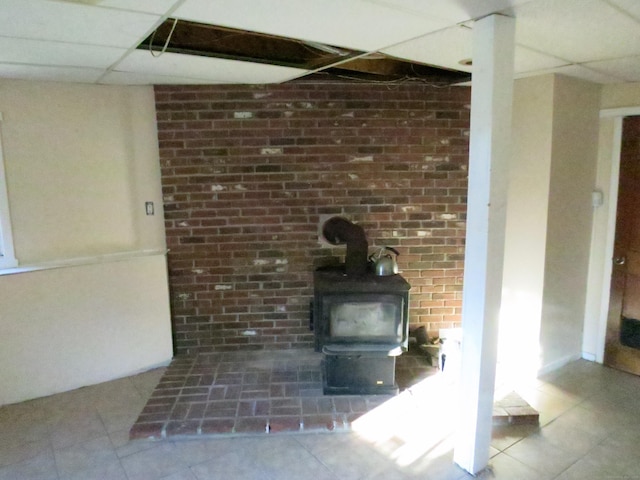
591;107;640;363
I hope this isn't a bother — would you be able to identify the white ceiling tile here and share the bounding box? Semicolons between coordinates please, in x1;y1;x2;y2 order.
607;0;640;21
77;0;182;15
586;56;640;82
173;0;450;52
99;71;217;85
512;0;640;63
0;37;125;68
0;0;160;48
0;64;104;83
0;0;636;86
516;63;624;84
514;46;569;74
113;50;310;84
369;0;532;24
382;26;472;73
384;26;570;78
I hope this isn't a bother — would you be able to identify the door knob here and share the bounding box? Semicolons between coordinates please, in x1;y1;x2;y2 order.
614;256;627;265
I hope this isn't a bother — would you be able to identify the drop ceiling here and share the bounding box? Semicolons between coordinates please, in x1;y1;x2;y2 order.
0;0;638;86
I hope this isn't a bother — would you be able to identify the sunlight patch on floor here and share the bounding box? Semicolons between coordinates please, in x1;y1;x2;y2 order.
351;372;459;467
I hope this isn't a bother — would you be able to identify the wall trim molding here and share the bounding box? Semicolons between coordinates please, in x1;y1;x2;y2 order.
600;107;640;118
0;249;167;276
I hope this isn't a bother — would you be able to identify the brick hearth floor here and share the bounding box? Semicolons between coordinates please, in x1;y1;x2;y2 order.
130;348;438;440
130;347;538;441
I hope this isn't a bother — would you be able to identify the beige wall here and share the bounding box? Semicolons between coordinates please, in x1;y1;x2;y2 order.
600;83;640;110
0;80;166;263
0;80;172;405
0;256;172;405
502;74;601;376
540;75;601;370
500;75;554;379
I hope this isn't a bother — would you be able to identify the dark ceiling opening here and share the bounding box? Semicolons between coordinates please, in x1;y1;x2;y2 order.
138;18;471;84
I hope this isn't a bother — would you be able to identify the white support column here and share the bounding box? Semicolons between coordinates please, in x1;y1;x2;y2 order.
453;14;515;475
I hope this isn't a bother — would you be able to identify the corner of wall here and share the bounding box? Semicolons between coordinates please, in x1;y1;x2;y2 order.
539;75;601;370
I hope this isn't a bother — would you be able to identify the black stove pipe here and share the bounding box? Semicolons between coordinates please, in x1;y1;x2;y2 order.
321;217;368;276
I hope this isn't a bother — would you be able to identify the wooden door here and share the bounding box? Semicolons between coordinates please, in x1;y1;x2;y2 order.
605;115;640;375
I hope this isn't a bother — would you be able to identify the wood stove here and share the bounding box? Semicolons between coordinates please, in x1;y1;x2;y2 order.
313;217;411;395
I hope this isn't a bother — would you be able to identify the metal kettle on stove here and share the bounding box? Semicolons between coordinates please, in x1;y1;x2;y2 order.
370;247;400;276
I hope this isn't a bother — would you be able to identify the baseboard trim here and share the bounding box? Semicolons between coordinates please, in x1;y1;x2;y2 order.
537;353;583;377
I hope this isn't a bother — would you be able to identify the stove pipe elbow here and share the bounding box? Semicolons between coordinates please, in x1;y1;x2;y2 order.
321;217;368;276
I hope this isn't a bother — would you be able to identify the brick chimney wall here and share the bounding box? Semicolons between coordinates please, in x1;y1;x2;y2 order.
155;82;470;355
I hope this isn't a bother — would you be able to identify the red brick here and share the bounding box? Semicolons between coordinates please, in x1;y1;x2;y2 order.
128;422;164;440
157;83;470;355
200;418;235;434
268;416;302;433
165;420;200;437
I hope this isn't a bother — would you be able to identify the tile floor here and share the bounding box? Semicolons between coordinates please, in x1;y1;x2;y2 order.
1;355;640;479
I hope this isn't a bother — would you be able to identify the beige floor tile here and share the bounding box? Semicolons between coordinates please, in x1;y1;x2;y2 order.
555;404;627;438
0;448;58;480
553;452;626;480
589;433;640;478
97;400;147;434
119;442;188;480
516;385;581;427
172;436;262;467
0;438;50;468
370;450;474;480
478;452;555;480
215;436;339;479
58;458;127;480
53;434;118;478
489;446;500;458
535;416;608;456
161;469;200;480
503;433;582;477
39;388;98;419
49;411;107;450
307;436;398;480
188;439;337;480
491;424;540;451
108;429;159;458
292;430;356;454
130;367;167;398
90;377;141;401
190;450;278;480
0;403;49;449
621;455;640;478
